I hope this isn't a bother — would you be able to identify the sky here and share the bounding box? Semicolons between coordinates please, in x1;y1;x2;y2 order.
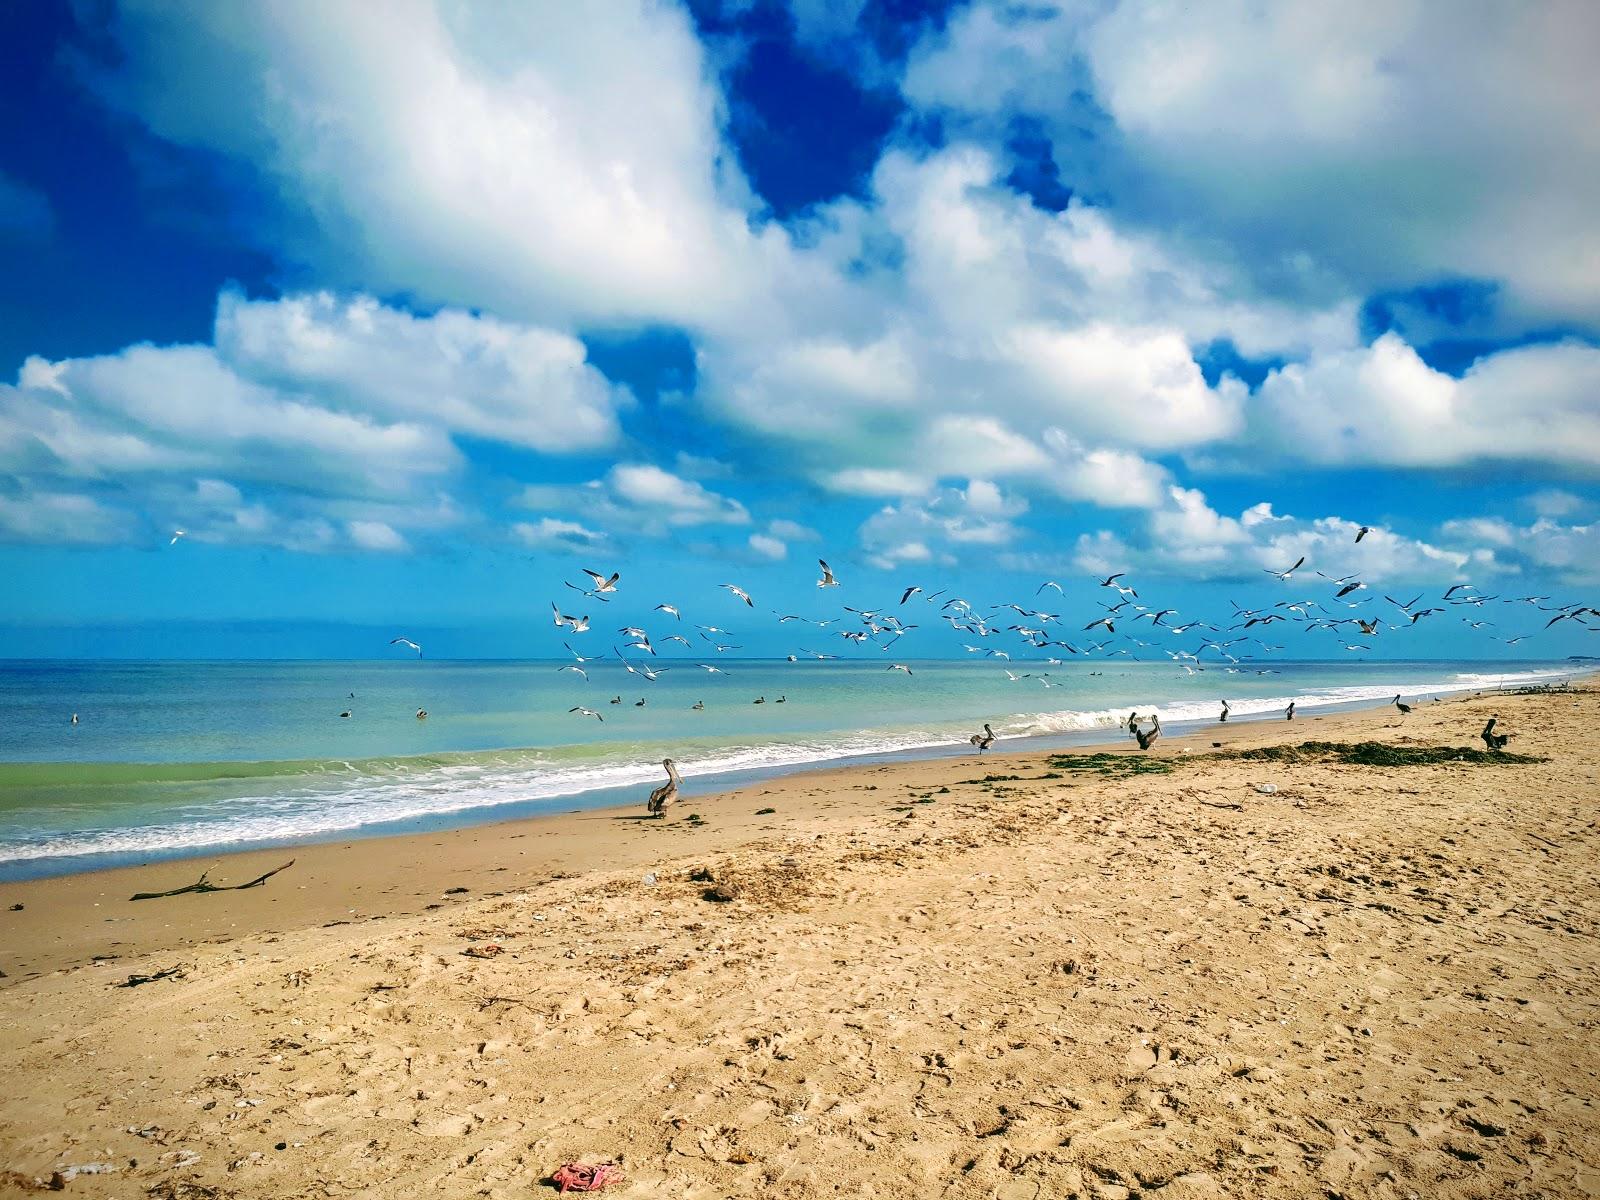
1;0;1597;661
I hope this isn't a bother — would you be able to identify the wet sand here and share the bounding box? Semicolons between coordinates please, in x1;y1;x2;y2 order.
1;685;1597;1197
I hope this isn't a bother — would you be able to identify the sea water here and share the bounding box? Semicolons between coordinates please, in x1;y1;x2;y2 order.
0;658;1581;879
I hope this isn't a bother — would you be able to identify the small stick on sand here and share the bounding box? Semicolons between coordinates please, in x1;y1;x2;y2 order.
129;860;296;901
113;966;184;988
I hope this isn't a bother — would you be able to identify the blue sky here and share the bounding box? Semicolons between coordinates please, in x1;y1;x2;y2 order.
1;0;1597;661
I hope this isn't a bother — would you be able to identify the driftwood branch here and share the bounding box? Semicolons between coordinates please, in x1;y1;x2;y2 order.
130;859;296;901
1199;800;1245;811
114;966;185;988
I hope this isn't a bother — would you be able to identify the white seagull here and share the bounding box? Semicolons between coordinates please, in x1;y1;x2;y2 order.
720;583;755;607
1264;555;1307;581
654;603;681;620
888;663;913;676
568;706;604;722
552;604;590;633
557;664;589;681
817;559;840;588
582;569;621;595
170;530;186;545
389;637;422;657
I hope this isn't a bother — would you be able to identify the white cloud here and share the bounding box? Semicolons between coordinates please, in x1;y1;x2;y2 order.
1440;515;1600;584
747;533;787;560
1253;333;1600;469
0;290;631;548
1083;485;1478;583
347;520;408;552
822;468;933;498
606;464;748;525
513;516;607;551
1528;489;1585;519
0;491;132;545
859;480;1027;568
215;291;627;452
88;0;801;330
906;0;1600;328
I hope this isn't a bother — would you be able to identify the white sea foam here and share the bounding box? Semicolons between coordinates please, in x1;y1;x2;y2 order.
0;664;1581;867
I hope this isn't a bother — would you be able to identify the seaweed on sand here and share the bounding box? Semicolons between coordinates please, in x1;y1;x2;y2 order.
1211;741;1547;767
1043;753;1176;777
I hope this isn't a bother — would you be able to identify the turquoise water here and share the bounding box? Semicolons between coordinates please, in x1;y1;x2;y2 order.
0;658;1580;879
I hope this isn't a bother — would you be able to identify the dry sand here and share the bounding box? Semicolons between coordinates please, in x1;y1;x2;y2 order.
1;686;1597;1198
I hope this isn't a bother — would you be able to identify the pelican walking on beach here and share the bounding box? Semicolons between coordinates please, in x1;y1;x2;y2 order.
1134;715;1161;751
1219;699;1231;722
970;723;995;753
1285;701;1296;721
1480;717;1510;750
1392;694;1412;715
647;758;682;817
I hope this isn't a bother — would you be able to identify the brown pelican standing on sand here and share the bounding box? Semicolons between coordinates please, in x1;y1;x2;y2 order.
647;758;682;817
1285;701;1296;721
970;723;995;753
1392;694;1412;715
1219;699;1231;722
1480;717;1511;751
1134;715;1161;751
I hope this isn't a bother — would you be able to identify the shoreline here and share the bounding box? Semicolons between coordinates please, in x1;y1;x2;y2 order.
0;681;1561;983
2;667;1584;887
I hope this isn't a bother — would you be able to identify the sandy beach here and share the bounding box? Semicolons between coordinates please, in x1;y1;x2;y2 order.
2;685;1597;1198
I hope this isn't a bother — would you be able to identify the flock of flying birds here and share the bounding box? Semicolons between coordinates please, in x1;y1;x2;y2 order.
376;537;1596;728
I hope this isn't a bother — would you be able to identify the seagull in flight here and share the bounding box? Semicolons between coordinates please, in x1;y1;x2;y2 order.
551;603;590;633
568;706;604;722
582;569;620;595
1264;555;1306;580
888;663;913;675
696;663;727;674
169;530;186;545
1037;580;1064;595
1083;616;1115;633
1355;526;1371;543
900;586;921;605
654;603;681;620
817;559;840;588
557;664;588;681
720;583;754;607
389;637;422;657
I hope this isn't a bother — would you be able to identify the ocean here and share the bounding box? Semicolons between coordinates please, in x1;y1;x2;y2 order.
0;658;1582;880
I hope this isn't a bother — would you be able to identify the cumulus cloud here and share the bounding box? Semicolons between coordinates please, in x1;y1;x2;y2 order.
215;292;627;452
906;0;1600;327
0;491;132;545
1252;334;1600;470
606;464;749;525
859;480;1027;568
0;291;625;547
1440;515;1600;584
85;0;805;330
346;520;409;553
512;463;749;550
1079;486;1479;584
513;516;607;551
747;532;787;560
